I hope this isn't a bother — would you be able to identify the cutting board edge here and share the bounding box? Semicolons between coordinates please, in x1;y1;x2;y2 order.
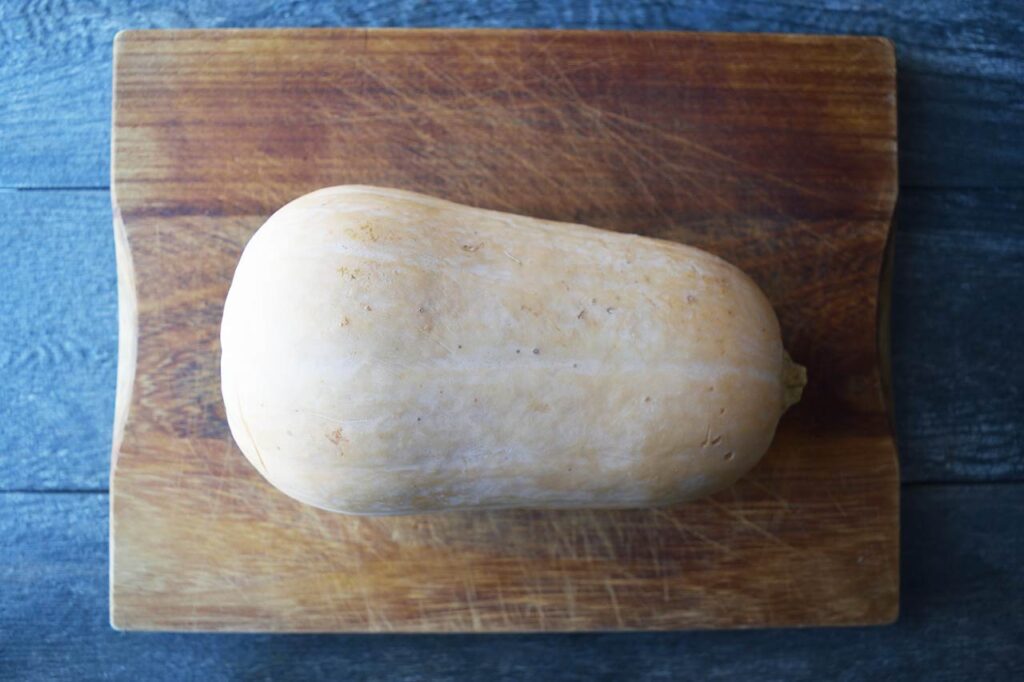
108;27;901;633
112;26;898;50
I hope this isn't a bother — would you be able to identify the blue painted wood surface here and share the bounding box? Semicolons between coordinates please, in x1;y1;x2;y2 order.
4;487;1022;679
5;188;1020;489
1;1;1021;189
0;191;116;491
1;0;1022;678
891;189;1024;480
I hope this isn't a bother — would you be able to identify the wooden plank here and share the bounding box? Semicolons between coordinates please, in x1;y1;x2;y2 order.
891;189;1024;480
0;190;117;491
1;1;1021;188
3;485;1023;678
3;187;1020;492
110;28;897;631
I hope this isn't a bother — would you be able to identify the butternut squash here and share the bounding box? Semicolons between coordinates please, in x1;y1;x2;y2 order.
221;186;805;514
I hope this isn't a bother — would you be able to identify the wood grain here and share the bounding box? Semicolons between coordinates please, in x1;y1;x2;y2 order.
3;0;1022;189
110;28;898;631
10;486;1024;678
0;189;116;491
891;189;1024;479
4;188;1019;492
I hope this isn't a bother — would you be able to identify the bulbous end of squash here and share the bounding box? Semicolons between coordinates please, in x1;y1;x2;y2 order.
782;350;807;410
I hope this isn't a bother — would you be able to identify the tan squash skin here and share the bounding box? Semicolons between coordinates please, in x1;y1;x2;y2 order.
221;186;806;515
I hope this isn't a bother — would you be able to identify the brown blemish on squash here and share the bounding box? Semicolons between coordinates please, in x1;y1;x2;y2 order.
337;266;360;280
327;428;348;445
358;222;379;242
700;425;712;447
528;399;550;413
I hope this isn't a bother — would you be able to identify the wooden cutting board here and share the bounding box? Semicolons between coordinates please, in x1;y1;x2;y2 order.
110;28;898;632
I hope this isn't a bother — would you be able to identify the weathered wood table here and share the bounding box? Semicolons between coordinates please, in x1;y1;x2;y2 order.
2;1;1021;679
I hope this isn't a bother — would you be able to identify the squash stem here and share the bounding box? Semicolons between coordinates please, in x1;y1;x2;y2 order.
782;350;808;409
